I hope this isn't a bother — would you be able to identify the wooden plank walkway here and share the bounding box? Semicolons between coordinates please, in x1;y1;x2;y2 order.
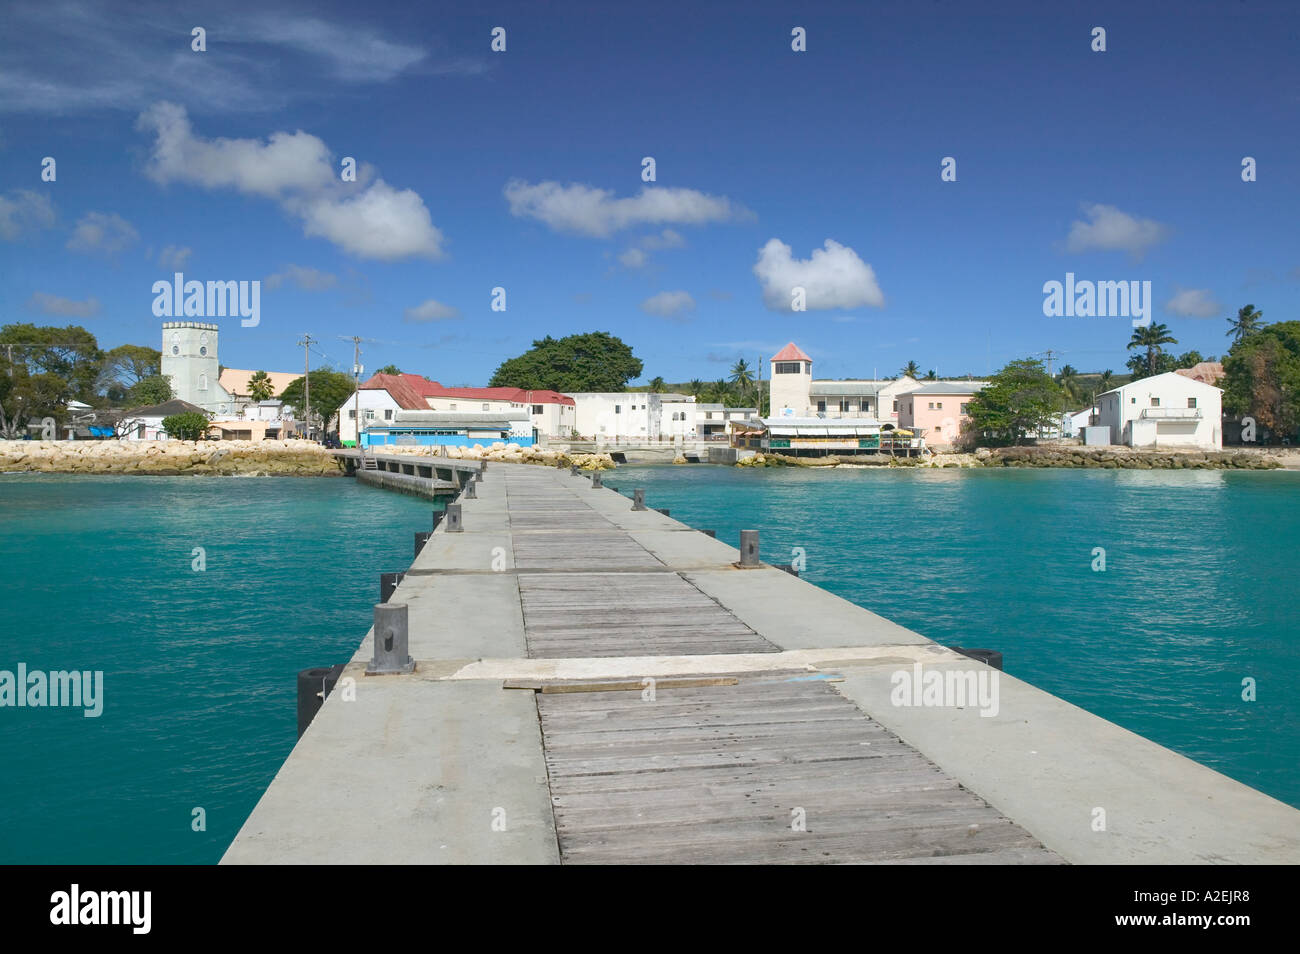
223;461;1300;866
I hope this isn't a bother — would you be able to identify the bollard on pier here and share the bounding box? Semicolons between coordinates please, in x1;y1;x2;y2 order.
592;471;603;489
739;529;760;567
632;489;647;511
367;603;415;675
445;502;463;532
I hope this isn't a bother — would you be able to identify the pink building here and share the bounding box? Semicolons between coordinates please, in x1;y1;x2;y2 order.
897;382;984;450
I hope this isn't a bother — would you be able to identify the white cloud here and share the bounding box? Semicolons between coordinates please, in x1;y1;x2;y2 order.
618;248;648;269
753;238;884;312
67;211;138;256
25;291;99;318
1065;203;1169;259
158;244;192;268
1164;287;1220;318
137;102;445;260
640;290;696;320
0;189;55;240
239;14;430;82
265;264;338;291
641;229;686;250
504;180;750;237
404;299;461;323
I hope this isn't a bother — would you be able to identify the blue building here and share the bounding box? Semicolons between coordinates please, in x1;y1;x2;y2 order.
361;410;534;448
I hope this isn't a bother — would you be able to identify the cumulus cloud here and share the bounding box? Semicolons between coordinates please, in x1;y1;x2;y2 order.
1164;287;1220;318
504;180;750;237
403;299;461;323
158;244;191;268
137;102;445;260
0;189;55;240
618;248;648;268
640;290;696;320
265;264;338;291
617;229;687;269
67;211;138;256
1065;203;1169;259
25;291;99;317
753;238;884;312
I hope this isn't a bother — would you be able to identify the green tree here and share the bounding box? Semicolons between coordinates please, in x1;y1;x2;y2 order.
1127;322;1178;378
247;370;275;403
965;358;1062;446
1097;369;1114;397
489;332;642;392
0;323;103;403
376;364;402;376
648;375;666;392
729;359;755;400
129;374;174;406
0;367;68;439
924;369;937;381
1057;364;1078;405
900;360;920;378
99;344;161;402
1227;304;1264;346
687;378;705;399
1222;320;1300;441
161;411;210;441
280;369;357;433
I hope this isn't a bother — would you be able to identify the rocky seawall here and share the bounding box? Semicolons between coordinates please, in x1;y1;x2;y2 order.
737;446;1285;470
372;443;616;469
0;439;346;476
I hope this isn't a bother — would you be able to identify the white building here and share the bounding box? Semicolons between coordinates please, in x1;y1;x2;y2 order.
768;342;929;424
568;392;681;442
657;394;698;441
118;399;208;441
1096;372;1223;449
161;322;235;415
696;403;757;439
340;373;575;445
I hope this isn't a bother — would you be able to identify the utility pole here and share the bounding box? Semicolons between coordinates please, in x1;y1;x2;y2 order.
298;334;313;439
1042;349;1057;377
351;336;363;450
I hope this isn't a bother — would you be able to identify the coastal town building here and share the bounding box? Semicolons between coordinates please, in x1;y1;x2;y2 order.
360;409;532;448
568;392;691;442
118;398;207;441
695;403;757;439
1096;372;1223;450
341;373;575;445
896;382;987;450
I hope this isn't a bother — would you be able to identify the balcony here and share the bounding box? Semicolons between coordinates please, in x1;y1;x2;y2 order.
1140;407;1201;420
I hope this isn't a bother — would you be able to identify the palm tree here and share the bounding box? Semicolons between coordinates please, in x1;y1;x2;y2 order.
1057;364;1078;403
1097;369;1114;395
648;376;666;393
1127;322;1178;376
247;370;275;403
729;359;754;401
711;378;731;404
1226;304;1263;346
687;378;705;399
924;369;937;381
900;360;920;378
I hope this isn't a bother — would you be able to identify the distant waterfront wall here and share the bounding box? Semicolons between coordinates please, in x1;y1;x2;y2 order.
0;439;346;476
356;469;445;500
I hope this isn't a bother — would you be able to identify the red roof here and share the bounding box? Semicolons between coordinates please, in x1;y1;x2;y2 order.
771;342;812;363
360;372;576;409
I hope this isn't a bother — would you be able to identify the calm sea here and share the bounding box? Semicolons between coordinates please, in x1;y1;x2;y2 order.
615;463;1300;813
0;475;433;863
1;467;1296;863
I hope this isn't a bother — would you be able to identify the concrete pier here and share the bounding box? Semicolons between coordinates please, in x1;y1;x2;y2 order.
223;463;1300;864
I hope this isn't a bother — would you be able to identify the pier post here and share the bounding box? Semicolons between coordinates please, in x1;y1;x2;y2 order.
700;529;716;537
949;647;1003;671
414;531;430;556
656;508;670;516
592;471;603;489
296;663;347;739
632;489;646;511
380;571;405;603
479;460;488;474
432;510;444;530
570;464;579;476
463;479;477;499
446;503;463;532
739;530;760;567
367;603;415;675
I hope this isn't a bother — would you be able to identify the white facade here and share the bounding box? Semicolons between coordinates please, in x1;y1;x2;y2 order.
658;395;698;440
569;393;677;441
696;404;757;438
1096;373;1222;449
161;322;235;415
340;390;403;444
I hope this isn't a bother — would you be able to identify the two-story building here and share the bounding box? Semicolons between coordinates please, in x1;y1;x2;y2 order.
896;382;987;450
1096;372;1223;449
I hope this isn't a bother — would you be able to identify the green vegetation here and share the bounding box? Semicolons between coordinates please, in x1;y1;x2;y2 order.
376;364;402;376
1222;320;1300;442
965;358;1062;445
489;332;643;392
130;375;174;406
161;411;210;441
280;369;356;433
247;370;275;403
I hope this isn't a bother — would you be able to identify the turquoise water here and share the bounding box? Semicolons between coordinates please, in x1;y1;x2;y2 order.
2;468;1297;864
615;464;1300;810
0;475;434;864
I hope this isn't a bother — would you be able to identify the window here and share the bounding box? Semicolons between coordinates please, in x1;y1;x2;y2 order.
615;405;622;414
775;362;803;375
839;400;850;412
1188;397;1197;409
937;402;943;410
1131;397;1136;404
348;410;356;419
482;403;490;411
706;412;713;419
928;402;935;410
199;373;208;391
892;400;898;412
1151;397;1161;407
532;405;543;414
450;403;457;410
816;400;826;412
960;403;969;414
384;409;393;420
364;409;375;421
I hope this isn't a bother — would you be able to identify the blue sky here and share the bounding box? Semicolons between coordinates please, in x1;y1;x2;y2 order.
2;0;1298;385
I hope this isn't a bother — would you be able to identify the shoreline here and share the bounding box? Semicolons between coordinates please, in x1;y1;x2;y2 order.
732;445;1289;471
